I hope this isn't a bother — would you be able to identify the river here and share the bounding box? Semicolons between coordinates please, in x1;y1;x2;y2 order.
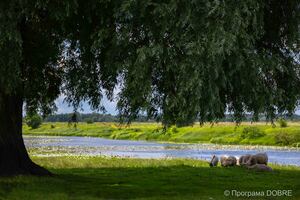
24;135;300;166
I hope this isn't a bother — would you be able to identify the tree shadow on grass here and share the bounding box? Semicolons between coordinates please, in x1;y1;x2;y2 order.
1;165;300;200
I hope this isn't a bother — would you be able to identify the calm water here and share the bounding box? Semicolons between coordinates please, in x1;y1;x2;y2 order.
24;135;300;166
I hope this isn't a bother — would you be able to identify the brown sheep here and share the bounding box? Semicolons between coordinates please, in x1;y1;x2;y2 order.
209;155;219;167
246;153;268;166
246;164;273;172
238;154;251;166
220;155;237;167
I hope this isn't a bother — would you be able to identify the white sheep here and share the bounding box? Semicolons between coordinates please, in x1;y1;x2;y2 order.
209;155;219;167
238;154;251;166
246;153;268;166
220;155;237;167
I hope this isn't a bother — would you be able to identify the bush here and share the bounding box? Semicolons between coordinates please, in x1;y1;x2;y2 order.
26;114;42;129
163;126;179;135
275;132;300;145
292;143;300;148
275;132;293;145
50;124;55;129
241;127;265;139
170;126;178;133
277;118;288;128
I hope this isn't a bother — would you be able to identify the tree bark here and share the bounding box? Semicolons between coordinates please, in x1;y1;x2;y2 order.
0;91;51;176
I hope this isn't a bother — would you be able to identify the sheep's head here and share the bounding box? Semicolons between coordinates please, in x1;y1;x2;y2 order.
209;155;216;167
246;155;256;166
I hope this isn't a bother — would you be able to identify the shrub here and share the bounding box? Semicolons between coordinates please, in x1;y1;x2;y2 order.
277;118;288;128
292;143;300;148
170;126;178;133
164;126;178;135
241;127;265;139
50;124;55;129
275;132;300;145
26;114;42;129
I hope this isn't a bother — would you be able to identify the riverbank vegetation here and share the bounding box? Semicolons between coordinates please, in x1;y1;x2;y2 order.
0;156;299;200
23;122;300;147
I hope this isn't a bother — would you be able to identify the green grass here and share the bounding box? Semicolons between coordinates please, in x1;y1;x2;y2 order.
23;122;300;146
1;156;299;200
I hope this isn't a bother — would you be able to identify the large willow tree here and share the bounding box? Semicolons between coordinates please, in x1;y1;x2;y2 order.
0;0;299;175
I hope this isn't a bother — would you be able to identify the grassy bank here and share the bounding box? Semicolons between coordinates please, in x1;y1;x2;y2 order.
23;122;300;146
1;156;299;200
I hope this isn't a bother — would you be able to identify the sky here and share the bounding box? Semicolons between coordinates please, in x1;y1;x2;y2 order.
55;95;118;115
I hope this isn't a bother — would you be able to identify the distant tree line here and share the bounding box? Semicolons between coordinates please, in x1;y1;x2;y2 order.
44;112;153;123
43;113;300;123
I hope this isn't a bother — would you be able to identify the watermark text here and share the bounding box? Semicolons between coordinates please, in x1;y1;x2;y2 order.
224;189;293;198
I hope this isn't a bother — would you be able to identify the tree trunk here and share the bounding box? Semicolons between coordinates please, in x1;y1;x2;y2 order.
0;91;51;176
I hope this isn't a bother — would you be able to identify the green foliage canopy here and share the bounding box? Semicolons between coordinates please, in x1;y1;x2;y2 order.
25;113;42;129
0;0;299;126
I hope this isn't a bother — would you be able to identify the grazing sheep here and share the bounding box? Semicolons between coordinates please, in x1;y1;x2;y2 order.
220;155;237;167
246;164;273;172
209;155;219;167
246;153;268;166
238;154;251;166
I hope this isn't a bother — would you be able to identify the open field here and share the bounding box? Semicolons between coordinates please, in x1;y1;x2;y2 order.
23;122;300;146
0;156;299;200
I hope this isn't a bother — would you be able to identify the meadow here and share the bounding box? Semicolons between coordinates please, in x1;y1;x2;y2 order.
23;122;300;146
0;156;299;200
2;122;297;200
